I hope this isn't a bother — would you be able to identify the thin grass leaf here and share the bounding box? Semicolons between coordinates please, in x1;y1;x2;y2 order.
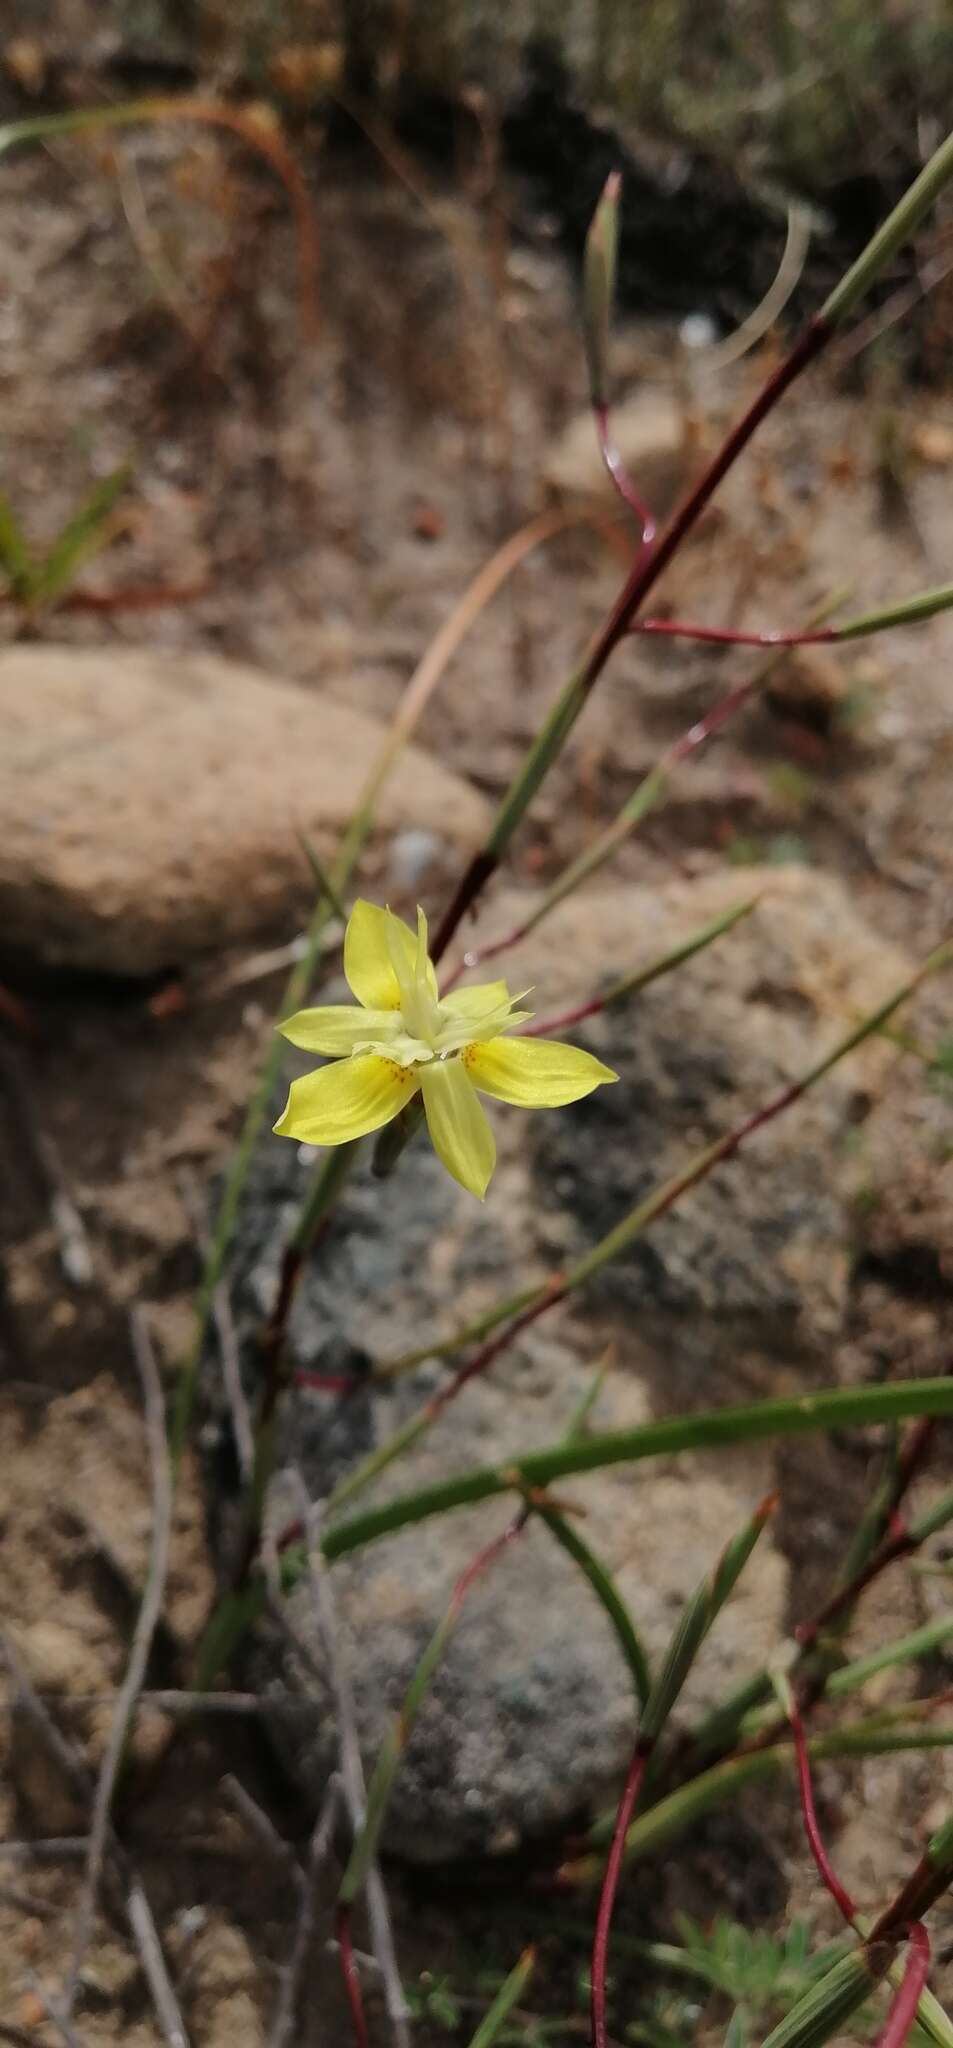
583;171;620;411
640;1496;775;1744
464;1949;536;2048
755;1950;886;2048
31;467;133;608
827;1613;953;1698
0;491;36;599
296;832;349;924
536;1506;651;1708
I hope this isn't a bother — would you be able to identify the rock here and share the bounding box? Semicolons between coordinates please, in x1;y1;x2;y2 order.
216;867;910;1861
0;645;489;974
543;389;691;511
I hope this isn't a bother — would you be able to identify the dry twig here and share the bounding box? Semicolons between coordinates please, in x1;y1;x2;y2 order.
289;1474;412;2048
178;1171;254;1481
24;1978;85;2048
268;1774;344;2048
65;1310;174;2012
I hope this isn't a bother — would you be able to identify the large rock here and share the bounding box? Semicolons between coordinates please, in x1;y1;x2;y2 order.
0;645;489;974
214;868;910;1861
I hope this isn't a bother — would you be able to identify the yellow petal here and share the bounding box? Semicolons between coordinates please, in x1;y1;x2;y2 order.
463;1036;618;1107
273;1053;418;1145
278;1005;402;1055
419;1058;496;1199
343;899;405;1010
344;899;438;1011
440;979;512;1018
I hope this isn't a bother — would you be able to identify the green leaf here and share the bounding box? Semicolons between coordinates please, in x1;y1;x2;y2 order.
31;465;133;608
465;1949;536;2048
0;491;36;600
583;170;621;410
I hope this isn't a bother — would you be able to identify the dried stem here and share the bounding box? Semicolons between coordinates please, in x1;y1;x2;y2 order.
268;1775;344;2048
65;1309;175;2016
291;1478;412;2048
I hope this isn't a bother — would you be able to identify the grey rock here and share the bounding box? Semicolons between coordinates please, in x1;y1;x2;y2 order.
214;867;910;1860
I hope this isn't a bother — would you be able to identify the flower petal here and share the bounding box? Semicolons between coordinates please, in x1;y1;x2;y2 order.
343;899;438;1011
278;1005;402;1055
463;1036;618;1107
274;1053;418;1146
440;979;512;1018
343;900;404;1009
420;1058;496;1199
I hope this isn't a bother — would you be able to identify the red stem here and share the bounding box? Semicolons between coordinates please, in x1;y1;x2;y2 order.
591;1745;650;2048
522;995;609;1037
430;314;833;964
428;1056;841;1412
424;1282;567;1428
789;1701;857;1924
447;1511;527;1617
633;618;838;650
872;1924;931;2048
594;404;657;547
335;1903;370;2048
581;316;832;688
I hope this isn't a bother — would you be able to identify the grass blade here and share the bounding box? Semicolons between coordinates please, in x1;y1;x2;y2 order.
31;466;132;608
465;1948;537;2048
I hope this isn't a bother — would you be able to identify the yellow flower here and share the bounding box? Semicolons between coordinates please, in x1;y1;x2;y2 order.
273;899;617;1199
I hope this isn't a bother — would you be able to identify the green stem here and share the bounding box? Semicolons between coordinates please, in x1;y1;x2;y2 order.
822;128;953;326
318;1377;953;1567
464;1949;537;2048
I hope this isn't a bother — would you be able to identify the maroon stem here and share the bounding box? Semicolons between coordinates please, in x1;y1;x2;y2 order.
590;1744;650;2048
430;314;833;965
420;1049;866;1433
423;1282;568;1429
335;1904;369;2048
871;1925;931;2048
633;618;838;650
789;1701;857;1924
595;403;657;546
581;316;833;685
